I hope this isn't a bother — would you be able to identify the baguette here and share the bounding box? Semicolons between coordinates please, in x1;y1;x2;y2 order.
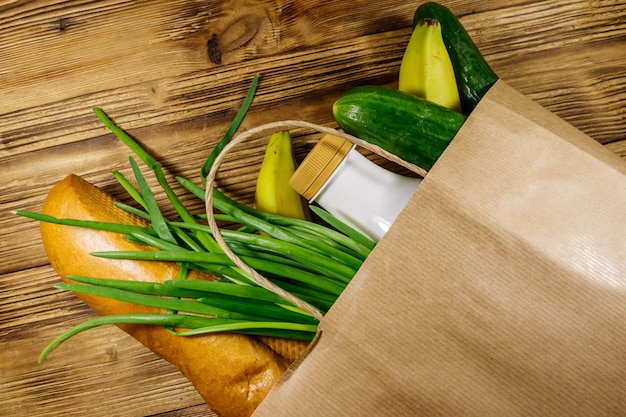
39;174;304;417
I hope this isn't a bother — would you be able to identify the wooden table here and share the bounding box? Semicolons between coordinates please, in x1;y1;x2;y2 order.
1;1;624;416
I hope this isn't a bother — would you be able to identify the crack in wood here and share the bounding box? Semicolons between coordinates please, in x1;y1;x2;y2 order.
54;17;72;31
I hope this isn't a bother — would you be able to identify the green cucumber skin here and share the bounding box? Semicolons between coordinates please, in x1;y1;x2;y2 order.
333;86;465;171
414;2;499;113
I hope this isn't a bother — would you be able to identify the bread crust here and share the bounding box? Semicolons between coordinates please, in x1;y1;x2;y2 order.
40;174;289;417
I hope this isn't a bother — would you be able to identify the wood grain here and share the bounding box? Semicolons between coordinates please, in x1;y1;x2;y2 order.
1;0;625;416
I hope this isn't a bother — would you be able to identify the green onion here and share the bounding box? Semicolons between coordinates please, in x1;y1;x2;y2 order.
183;176;374;260
200;74;260;183
64;276;316;324
112;170;146;210
66;275;200;298
91;250;346;297
15;74;376;362
169;221;357;282
309;205;377;250
94;108;221;254
172;320;317;338
195;297;317;324
128;157;177;244
14;211;153;235
55;283;245;319
164;279;295;305
164;279;335;313
38;313;316;363
115;202;150;220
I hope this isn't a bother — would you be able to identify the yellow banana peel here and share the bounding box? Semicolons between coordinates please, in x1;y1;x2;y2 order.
255;131;308;220
399;18;462;112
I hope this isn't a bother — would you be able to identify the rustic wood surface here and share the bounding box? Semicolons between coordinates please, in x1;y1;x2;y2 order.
1;0;625;416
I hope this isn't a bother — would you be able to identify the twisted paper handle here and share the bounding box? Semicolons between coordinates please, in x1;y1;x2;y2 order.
204;120;426;321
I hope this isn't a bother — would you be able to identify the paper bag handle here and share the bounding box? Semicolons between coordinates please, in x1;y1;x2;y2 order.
203;120;426;321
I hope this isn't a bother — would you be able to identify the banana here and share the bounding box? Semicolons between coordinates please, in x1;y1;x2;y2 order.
255;131;308;220
398;18;462;112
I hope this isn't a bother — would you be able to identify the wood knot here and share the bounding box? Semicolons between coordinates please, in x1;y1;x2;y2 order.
207;14;263;64
105;346;118;360
208;34;222;64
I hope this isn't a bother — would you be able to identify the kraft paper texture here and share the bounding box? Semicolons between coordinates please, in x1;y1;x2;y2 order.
253;80;626;416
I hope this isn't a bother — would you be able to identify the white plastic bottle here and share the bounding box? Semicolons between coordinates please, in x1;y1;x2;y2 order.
289;134;422;242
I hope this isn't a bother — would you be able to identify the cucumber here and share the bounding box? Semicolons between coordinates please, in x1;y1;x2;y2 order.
414;2;498;113
333;85;465;171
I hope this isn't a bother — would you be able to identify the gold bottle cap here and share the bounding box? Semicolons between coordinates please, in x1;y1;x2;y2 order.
289;133;354;200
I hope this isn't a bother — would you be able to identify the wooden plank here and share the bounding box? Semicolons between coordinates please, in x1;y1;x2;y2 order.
3;0;539;112
3;0;624;154
1;0;625;416
0;266;212;416
1;0;420;113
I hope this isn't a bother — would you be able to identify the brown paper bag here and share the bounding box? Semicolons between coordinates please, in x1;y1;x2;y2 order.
252;80;626;416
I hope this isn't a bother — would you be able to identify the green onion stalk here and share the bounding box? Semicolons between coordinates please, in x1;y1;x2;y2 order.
15;74;376;363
